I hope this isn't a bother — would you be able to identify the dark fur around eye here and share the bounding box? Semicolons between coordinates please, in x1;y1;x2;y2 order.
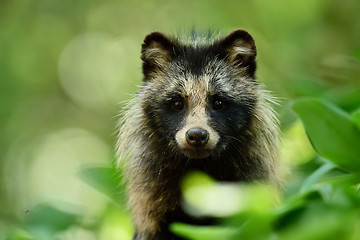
211;95;228;111
164;94;186;112
170;98;185;111
212;98;225;110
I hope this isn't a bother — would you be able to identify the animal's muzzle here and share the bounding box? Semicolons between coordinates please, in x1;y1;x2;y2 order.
186;128;209;148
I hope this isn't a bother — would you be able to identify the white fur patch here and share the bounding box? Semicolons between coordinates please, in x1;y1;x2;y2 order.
233;46;254;55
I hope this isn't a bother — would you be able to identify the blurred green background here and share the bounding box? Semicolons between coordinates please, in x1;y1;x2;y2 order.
1;0;360;239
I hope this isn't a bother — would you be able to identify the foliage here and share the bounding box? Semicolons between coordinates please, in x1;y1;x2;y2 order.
1;0;360;239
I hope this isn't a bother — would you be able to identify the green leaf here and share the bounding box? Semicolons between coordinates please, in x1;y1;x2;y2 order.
170;223;238;240
22;204;78;240
23;204;78;231
353;109;360;130
5;228;34;240
300;162;335;194
291;98;360;173
79;165;124;204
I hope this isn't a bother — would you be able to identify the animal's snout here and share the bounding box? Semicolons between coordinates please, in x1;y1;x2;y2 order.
186;128;209;148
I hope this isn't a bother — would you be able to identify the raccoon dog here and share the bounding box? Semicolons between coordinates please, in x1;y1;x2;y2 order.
117;29;281;240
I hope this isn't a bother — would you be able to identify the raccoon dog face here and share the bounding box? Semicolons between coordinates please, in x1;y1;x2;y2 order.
141;30;258;160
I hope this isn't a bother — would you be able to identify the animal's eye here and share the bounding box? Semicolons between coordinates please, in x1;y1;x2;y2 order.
213;98;225;110
171;99;184;111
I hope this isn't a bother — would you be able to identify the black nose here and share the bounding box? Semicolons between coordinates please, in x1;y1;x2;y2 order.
186;128;209;148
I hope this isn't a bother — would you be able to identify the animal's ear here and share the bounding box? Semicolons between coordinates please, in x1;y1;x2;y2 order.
141;32;179;79
218;29;257;77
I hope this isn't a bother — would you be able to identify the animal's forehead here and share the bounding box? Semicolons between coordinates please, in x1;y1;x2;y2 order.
173;73;231;98
162;58;251;100
169;58;231;85
176;45;219;75
183;75;211;96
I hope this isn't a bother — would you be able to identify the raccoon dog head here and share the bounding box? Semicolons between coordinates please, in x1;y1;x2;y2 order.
140;29;258;160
